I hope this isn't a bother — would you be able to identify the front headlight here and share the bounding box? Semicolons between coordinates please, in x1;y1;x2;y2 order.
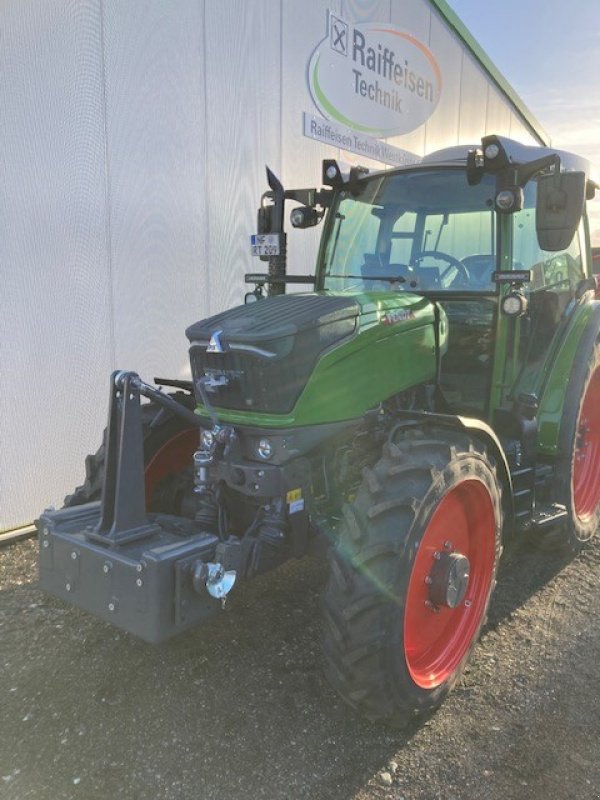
257;438;274;460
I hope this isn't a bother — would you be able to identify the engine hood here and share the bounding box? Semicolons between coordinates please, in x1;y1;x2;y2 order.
186;294;359;355
186;291;441;424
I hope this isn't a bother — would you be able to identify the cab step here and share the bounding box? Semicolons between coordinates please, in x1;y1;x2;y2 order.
530;503;568;532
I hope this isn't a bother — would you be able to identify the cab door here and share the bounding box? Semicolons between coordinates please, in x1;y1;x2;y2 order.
507;182;585;401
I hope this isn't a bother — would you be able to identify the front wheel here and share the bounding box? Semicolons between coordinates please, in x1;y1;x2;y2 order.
322;430;503;726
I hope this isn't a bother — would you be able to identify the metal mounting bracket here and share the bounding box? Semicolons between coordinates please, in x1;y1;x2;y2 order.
87;371;160;547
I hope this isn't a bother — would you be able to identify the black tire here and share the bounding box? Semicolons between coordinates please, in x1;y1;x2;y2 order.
554;338;600;550
64;392;198;512
322;430;503;727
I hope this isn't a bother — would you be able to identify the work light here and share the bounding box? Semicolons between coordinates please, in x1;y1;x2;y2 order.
501;290;528;317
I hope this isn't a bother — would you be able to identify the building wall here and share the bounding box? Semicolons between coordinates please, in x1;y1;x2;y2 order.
0;0;541;530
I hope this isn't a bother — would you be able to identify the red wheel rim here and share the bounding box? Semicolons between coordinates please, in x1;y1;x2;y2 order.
573;366;600;522
144;429;198;507
404;479;496;689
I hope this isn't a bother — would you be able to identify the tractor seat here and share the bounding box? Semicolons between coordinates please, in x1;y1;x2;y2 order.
461;254;495;290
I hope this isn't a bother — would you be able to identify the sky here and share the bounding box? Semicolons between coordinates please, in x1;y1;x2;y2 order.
447;0;600;244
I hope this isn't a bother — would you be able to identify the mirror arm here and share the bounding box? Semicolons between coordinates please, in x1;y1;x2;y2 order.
284;187;333;208
516;154;561;188
496;154;561;197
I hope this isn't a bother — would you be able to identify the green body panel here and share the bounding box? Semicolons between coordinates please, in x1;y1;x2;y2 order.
194;291;444;428
535;298;600;455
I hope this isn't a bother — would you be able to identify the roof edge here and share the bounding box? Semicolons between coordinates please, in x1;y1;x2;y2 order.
428;0;550;146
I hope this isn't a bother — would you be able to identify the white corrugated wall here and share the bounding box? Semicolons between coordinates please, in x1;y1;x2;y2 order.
0;0;540;530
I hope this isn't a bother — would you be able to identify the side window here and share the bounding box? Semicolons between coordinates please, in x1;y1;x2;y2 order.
514;183;584;368
513;183;583;297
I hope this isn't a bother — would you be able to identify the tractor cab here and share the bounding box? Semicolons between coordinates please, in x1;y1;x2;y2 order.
316;164;499;416
292;136;597;423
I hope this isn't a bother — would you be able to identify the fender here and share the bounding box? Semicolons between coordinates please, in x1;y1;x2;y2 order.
391;409;514;524
537;299;600;456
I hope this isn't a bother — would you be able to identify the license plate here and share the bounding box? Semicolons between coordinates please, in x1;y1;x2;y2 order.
250;234;280;257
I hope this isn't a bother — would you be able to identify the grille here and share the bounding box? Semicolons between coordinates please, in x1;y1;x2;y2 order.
187;295;358;414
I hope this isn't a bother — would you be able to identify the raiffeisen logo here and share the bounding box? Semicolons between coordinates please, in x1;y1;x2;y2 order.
308;14;442;137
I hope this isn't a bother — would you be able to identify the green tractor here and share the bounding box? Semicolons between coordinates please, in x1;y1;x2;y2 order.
38;135;600;725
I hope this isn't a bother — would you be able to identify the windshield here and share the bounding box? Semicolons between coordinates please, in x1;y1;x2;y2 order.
320;169;497;294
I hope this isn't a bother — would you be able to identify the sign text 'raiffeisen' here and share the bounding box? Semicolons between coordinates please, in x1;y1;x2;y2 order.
308;13;441;137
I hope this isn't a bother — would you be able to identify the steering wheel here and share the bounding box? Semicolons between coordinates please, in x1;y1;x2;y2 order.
412;251;470;288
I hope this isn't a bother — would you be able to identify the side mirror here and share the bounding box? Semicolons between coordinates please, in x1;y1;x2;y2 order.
536;171;585;252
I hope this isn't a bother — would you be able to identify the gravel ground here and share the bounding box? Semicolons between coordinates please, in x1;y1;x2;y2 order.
1;534;599;800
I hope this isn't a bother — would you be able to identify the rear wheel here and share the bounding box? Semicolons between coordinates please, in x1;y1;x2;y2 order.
322;430;502;726
63;393;198;514
556;342;600;549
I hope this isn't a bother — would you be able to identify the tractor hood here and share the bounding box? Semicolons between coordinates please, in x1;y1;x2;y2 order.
186;292;441;424
186;294;359;357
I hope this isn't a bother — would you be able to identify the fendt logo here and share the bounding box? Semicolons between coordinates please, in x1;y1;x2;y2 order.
206;330;228;354
308;13;442;137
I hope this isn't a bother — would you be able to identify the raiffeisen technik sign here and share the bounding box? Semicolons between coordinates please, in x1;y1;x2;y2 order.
308;14;441;137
